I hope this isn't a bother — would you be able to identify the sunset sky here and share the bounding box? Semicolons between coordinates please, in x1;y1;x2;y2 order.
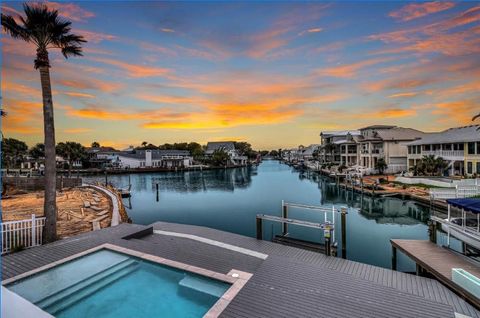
1;1;479;150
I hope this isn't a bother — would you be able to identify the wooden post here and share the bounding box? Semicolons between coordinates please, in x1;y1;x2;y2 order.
104;170;108;185
256;216;263;240
391;245;397;270
282;201;288;235
428;220;437;243
341;207;347;259
156;183;159;202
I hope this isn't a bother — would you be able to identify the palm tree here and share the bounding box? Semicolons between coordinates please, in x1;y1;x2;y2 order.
2;3;86;242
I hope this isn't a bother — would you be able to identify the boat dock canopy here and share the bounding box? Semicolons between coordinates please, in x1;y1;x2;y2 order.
446;198;480;214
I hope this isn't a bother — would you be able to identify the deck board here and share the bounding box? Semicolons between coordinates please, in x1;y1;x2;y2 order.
2;223;479;317
392;239;480;311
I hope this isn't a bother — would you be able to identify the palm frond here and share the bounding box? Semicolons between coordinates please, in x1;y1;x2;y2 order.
61;45;84;58
0;110;6;117
473;113;480;121
1;13;30;41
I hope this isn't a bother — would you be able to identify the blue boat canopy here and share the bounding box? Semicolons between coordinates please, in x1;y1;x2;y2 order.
446;198;480;214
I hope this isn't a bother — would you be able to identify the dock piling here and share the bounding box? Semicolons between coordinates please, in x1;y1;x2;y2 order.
341;207;347;259
282;200;288;235
256;216;263;240
391;245;397;270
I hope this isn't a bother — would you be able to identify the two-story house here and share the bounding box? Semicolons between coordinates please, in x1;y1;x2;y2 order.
407;125;480;176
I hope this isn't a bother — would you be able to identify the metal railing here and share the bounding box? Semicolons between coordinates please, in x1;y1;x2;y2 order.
1;215;46;254
430;185;480;200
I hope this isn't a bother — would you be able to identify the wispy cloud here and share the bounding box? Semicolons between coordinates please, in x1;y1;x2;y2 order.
90;57;171;78
62;91;95;99
316;57;393;78
298;27;323;36
45;1;95;22
389;2;455;22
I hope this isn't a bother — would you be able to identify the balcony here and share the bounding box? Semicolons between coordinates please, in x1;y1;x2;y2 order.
360;149;384;155
422;150;464;159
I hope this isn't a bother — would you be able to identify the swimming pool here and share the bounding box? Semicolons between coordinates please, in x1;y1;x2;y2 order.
6;249;232;318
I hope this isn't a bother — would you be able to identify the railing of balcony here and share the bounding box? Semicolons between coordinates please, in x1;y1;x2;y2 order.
422;150;464;158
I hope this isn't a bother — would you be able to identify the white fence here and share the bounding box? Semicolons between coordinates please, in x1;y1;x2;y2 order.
430;185;480;200
1;215;46;254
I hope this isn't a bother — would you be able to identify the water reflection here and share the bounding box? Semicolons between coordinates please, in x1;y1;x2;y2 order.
83;160;430;270
151;167;253;193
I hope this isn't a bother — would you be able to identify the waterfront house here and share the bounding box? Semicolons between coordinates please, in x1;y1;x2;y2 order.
116;149;193;169
86;146;120;168
319;130;361;165
205;141;247;165
357;125;425;174
407;125;480;176
319;126;424;174
300;144;320;161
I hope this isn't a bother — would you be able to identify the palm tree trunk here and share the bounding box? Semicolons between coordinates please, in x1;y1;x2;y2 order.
39;65;57;243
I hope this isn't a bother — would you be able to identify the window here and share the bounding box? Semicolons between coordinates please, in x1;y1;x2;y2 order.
468;162;473;174
477;142;480;155
477;162;480;174
468;142;476;155
424;145;431;151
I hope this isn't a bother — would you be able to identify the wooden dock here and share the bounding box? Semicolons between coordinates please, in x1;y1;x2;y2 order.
391;239;480;309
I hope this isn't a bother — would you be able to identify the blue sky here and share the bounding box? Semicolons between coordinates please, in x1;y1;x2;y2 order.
2;1;480;149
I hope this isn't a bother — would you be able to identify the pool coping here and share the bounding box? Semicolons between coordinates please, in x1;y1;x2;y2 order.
2;243;252;318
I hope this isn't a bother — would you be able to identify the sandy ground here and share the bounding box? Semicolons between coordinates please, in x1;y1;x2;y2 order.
1;187;113;239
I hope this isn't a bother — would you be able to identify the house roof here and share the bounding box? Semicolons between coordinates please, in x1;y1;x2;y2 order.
407;125;480;145
117;150;191;160
320;130;361;137
205;141;236;154
374;127;425;141
359;125;397;130
86;146;118;153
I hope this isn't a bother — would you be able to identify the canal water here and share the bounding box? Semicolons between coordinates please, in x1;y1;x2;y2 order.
85;160;434;271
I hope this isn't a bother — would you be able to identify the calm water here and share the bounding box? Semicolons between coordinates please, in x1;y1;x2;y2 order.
85;160;434;271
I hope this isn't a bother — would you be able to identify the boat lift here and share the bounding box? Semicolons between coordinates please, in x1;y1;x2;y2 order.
256;201;348;257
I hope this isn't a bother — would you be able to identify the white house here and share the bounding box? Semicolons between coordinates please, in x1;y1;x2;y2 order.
116;150;193;169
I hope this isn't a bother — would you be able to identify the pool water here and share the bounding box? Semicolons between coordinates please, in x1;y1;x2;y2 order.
7;250;230;318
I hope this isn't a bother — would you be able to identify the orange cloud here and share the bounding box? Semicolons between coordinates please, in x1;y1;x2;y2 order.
2;81;40;99
389;2;455;21
388;92;418;98
77;29;117;44
370;6;480;57
62;92;95;99
57;78;122;93
91;57;171;78
45;1;95;22
433;100;479;124
2;99;43;135
316;57;392;78
63;128;93;134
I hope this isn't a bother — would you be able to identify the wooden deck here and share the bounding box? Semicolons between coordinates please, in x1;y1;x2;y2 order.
391;239;480;309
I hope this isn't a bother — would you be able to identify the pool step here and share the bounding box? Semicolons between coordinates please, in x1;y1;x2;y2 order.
179;275;227;298
39;259;139;315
